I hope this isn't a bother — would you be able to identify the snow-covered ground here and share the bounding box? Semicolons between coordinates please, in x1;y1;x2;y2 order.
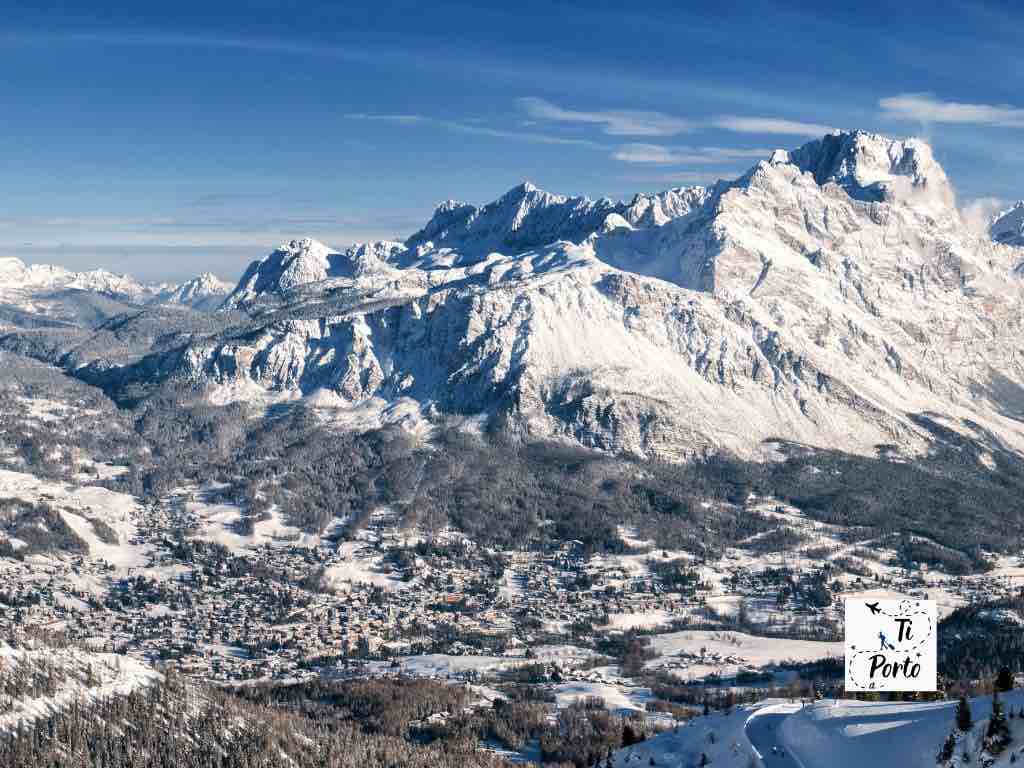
612;691;1024;768
183;497;320;549
0;468;148;571
0;642;161;733
552;680;653;713
378;653;521;678
645;630;842;680
606;610;672;630
321;539;410;592
781;693;1024;768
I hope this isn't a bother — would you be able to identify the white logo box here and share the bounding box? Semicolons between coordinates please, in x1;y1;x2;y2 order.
844;598;937;692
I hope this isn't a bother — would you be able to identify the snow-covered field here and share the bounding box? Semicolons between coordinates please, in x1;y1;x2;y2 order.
552;680;653;713
0;468;148;571
381;653;521;678
321;540;409;592
181;492;328;550
606;610;672;630
645;630;842;680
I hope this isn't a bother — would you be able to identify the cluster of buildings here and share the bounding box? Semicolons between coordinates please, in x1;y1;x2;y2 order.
1;495;1021;686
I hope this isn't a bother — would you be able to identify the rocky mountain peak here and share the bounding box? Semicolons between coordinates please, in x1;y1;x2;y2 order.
408;181;623;253
221;237;407;309
991;201;1024;247
156;272;233;311
784;130;954;208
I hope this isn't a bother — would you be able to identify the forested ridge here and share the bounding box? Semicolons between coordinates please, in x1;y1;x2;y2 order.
0;666;514;768
3;340;1024;569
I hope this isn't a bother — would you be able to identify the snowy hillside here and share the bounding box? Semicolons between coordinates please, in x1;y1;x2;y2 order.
0;640;160;734
175;130;1024;460
612;692;1024;768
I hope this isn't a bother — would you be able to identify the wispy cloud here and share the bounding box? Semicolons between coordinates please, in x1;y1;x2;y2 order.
961;196;1009;235
879;93;1024;127
612;143;769;165
712;116;835;136
517;97;694;136
0;29;378;63
520;97;833;139
343;113;606;148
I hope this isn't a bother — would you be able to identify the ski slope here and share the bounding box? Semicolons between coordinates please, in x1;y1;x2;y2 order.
612;692;1024;767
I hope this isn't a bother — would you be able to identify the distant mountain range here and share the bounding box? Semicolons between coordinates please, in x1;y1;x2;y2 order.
0;256;233;317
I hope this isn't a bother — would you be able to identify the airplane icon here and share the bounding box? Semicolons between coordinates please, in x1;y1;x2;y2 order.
866;602;882;615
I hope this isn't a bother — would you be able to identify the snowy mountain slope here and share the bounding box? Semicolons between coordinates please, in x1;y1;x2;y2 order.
0;257;231;322
168;130;1024;460
780;693;1024;768
611;693;1024;768
0;641;161;734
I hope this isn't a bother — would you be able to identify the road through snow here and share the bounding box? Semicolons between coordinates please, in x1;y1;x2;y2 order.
746;703;806;768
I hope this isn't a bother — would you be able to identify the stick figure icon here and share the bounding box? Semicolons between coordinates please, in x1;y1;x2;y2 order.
878;631;895;651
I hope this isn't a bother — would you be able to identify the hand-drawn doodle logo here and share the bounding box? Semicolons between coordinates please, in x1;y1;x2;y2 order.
844;598;937;692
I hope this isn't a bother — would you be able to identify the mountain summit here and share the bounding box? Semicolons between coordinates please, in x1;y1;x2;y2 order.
784;130;954;208
223;237;406;309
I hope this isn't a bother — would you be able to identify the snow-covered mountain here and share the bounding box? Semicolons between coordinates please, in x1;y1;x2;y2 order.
0;257;158;302
991;201;1024;248
143;131;1024;459
222;238;407;309
154;271;235;311
0;256;232;316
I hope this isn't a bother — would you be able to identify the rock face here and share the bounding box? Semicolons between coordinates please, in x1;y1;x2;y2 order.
181;130;1024;460
222;238;406;309
991;201;1024;248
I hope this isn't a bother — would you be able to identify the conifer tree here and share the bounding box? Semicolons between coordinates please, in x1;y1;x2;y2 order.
938;731;956;763
957;695;973;732
997;666;1015;692
986;690;1012;755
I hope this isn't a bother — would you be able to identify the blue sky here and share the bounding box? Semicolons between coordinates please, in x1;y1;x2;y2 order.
3;0;1024;281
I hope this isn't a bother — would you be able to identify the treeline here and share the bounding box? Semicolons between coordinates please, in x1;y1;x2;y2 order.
0;662;666;768
109;391;780;558
231;676;660;768
232;677;474;737
121;390;1024;566
0;359;141;483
